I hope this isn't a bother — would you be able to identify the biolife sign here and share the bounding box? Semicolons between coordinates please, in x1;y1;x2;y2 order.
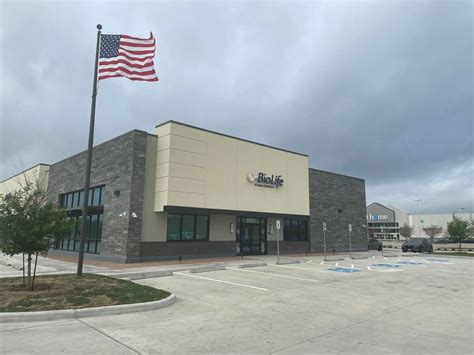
247;171;284;189
367;214;389;221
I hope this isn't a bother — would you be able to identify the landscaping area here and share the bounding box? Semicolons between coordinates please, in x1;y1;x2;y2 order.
0;274;170;312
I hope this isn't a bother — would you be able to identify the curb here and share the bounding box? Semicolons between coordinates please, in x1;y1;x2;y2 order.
238;262;268;268
190;264;226;273
116;270;173;280
276;260;301;265
324;257;344;261
350;256;369;260
0;293;176;323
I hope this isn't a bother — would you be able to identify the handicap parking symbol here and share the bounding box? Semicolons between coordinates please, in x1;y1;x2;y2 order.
328;267;359;273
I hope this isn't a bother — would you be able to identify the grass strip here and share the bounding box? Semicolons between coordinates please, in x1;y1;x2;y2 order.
0;273;170;312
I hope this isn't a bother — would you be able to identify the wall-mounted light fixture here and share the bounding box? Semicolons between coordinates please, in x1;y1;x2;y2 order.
230;223;234;234
270;224;274;234
113;190;120;197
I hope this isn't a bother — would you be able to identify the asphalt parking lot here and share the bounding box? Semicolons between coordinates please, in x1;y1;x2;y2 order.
1;254;473;354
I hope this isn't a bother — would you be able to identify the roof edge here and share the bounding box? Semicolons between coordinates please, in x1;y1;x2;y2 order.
0;163;50;184
309;168;365;181
155;120;308;157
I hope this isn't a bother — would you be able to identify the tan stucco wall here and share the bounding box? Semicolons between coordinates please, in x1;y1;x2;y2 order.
209;214;235;241
141;136;167;242
154;122;310;216
0;164;49;197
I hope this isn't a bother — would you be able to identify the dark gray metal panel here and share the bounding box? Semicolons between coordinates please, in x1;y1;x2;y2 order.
309;169;368;252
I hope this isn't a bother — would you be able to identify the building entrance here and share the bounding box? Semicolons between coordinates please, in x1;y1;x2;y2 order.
236;217;267;255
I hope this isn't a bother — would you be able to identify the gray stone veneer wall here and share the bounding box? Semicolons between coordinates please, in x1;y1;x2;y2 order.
47;130;150;263
309;169;367;253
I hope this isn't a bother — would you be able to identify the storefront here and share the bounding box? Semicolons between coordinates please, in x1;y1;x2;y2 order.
1;120;368;263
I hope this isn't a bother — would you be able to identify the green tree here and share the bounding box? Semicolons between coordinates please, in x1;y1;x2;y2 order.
423;225;443;243
0;180;73;290
447;215;470;251
399;223;414;241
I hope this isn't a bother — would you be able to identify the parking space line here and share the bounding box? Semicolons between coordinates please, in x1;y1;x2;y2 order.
174;272;269;291
228;266;320;283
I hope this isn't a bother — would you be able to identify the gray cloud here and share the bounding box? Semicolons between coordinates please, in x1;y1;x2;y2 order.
1;1;472;214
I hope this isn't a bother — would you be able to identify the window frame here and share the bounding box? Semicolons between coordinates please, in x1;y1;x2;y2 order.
283;219;309;241
166;213;210;242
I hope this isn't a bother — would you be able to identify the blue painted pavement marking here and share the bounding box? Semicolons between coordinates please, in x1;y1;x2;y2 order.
425;258;452;264
328;267;360;273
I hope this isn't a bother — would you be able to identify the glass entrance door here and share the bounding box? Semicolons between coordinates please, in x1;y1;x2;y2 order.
236;217;267;255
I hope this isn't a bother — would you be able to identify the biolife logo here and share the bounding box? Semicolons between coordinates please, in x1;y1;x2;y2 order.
247;171;284;189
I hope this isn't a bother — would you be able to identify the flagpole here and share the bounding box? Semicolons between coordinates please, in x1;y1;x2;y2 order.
77;24;102;276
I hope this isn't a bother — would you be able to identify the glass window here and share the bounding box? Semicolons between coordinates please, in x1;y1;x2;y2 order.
167;214;181;241
77;191;84;208
291;220;299;241
100;186;105;206
166;214;209;241
72;192;79;208
181;215;195;240
89;215;98;239
299;221;308;241
97;214;103;240
284;220;291;241
88;189;94;207
284;219;308;241
195;216;209;240
93;187;101;206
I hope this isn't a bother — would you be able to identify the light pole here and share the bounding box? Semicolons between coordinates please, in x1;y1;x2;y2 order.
414;199;422;237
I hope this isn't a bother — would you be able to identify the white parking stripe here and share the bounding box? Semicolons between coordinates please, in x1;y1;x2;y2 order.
174;272;269;291
228;266;320;283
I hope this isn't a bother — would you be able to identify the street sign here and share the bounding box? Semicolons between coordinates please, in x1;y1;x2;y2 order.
348;224;352;232
276;220;281;230
323;222;327;231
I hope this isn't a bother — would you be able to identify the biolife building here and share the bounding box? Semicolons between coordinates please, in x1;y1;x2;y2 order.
1;121;368;263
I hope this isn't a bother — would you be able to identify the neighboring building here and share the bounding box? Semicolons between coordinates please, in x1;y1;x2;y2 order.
2;120;368;262
0;163;50;196
366;202;400;240
367;202;473;240
410;212;473;238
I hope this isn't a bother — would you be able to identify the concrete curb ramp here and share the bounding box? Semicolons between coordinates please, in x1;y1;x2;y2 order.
190;264;225;273
275;260;301;265
238;262;268;268
116;270;173;280
0;293;176;323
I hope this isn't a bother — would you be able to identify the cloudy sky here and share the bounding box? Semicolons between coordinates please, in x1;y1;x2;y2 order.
1;0;472;214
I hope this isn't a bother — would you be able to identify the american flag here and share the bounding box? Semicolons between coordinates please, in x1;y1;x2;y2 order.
98;33;158;82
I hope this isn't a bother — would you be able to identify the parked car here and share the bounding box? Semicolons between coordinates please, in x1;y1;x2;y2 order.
368;238;382;251
402;238;433;253
435;237;451;244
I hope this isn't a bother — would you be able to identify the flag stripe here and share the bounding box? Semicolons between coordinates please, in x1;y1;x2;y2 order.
100;53;154;63
98;58;154;69
119;40;155;48
98;32;158;82
120;33;153;41
99;71;159;81
99;65;156;75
